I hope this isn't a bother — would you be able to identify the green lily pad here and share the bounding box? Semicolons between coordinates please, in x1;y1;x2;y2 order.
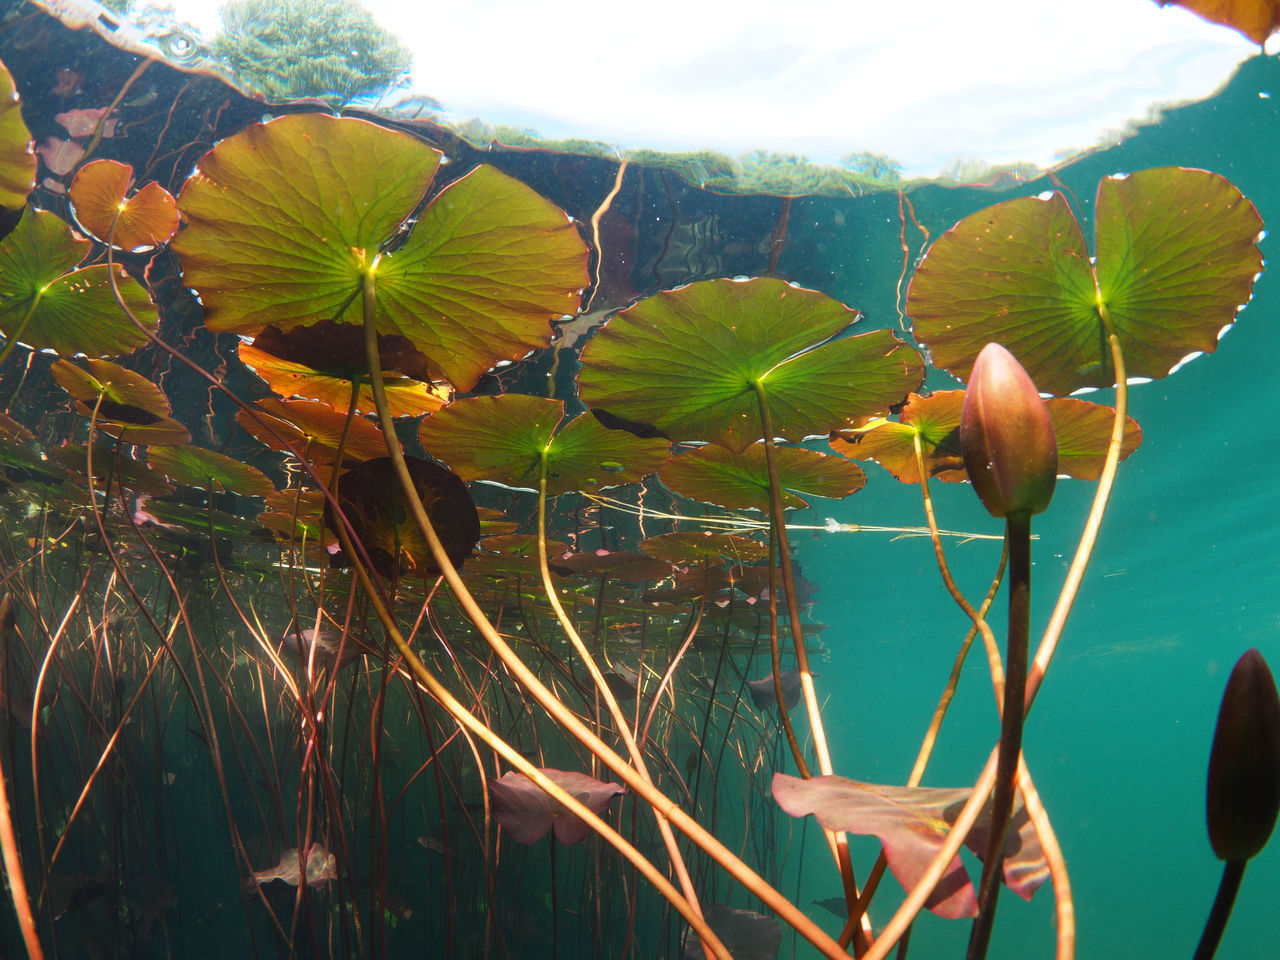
419;394;670;496
579;277;923;453
831;390;1141;484
147;445;276;498
0;57;34;214
0;210;158;357
907;168;1263;396
660;443;866;511
173;113;589;391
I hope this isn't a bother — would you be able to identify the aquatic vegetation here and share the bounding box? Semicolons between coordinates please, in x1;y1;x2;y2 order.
213;0;412;103
0;16;1274;959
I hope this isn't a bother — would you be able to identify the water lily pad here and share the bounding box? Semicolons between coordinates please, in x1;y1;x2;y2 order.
173;113;589;391
419;394;670;496
0;210;157;356
1156;0;1280;43
908;168;1263;395
659;443;865;511
238;320;451;417
236;398;389;467
69;159;178;251
830;392;966;484
579;277;924;453
1044;397;1143;481
50;359;189;444
147;445;275;498
324;455;480;580
831;390;1140;484
772;773;1048;919
639;531;768;565
0;57;35;214
558;550;673;582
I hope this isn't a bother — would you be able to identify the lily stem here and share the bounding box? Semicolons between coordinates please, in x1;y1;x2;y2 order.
1193;860;1246;960
967;509;1032;960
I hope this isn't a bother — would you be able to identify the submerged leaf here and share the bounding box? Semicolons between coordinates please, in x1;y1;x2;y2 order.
147;446;275;499
489;768;625;844
772;773;1048;918
325;456;480;579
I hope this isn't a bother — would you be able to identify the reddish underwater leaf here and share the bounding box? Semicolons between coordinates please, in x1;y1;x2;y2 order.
238;321;451;418
419;394;670;496
236;398;389;467
0;57;35;212
324;456;480;580
54;107;116;139
660;443;865;511
489;768;625;844
772;773;1048;919
35;137;83;176
1156;0;1280;44
69;159;178;251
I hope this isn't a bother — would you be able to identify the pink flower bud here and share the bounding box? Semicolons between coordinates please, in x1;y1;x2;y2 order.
960;343;1057;518
1207;648;1280;862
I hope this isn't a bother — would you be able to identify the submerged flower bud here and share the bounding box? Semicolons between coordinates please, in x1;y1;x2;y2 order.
1207;648;1280;862
960;343;1057;518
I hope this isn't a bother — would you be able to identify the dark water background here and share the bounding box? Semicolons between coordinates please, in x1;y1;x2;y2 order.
1;3;1278;958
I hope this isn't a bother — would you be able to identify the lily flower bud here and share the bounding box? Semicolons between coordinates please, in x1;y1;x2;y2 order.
1207;648;1280;862
960;342;1057;518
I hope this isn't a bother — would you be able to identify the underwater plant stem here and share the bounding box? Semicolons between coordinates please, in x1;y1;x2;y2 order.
967;510;1032;960
1192;860;1245;960
752;385;867;945
0;699;43;960
1015;755;1074;960
534;455;708;942
912;435;1005;704
1026;331;1126;706
358;272;847;957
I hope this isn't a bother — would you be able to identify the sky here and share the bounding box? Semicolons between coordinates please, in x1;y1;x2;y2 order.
161;0;1257;176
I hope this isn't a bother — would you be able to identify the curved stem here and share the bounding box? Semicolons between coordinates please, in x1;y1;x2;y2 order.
753;385;866;946
534;449;708;943
1193;860;1245;960
359;270;846;957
